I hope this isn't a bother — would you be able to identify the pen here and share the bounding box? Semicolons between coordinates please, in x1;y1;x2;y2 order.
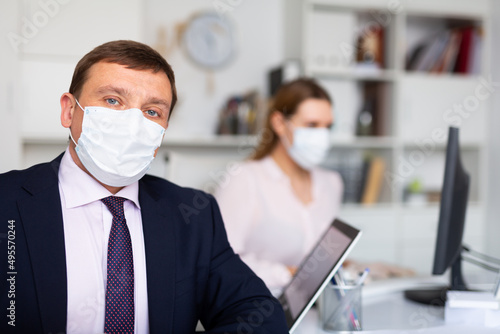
350;309;361;330
336;266;347;284
356;268;370;286
494;274;500;299
333;273;346;296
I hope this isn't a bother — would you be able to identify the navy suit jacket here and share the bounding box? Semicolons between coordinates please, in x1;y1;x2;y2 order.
0;154;288;333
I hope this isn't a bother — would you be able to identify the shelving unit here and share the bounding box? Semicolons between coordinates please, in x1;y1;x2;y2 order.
299;0;491;273
301;0;489;203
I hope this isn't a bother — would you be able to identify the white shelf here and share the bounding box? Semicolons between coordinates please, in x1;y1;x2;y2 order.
21;134;258;149
311;69;486;82
307;0;395;11
161;135;259;149
341;201;484;214
23;133;399;150
332;136;396;149
163;135;399;149
341;202;400;212
401;72;484;81
22;134;68;145
404;0;490;19
401;141;483;150
310;68;398;82
401;201;483;211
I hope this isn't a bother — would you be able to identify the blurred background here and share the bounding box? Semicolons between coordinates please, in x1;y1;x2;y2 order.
1;0;499;277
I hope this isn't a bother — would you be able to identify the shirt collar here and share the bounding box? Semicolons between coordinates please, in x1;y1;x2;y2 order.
58;147;140;209
261;155;319;185
261;156;289;181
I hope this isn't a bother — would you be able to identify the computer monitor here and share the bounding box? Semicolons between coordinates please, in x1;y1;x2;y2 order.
405;126;470;306
432;126;470;288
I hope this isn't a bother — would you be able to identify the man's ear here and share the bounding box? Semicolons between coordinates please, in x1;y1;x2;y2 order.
270;111;287;137
60;93;75;128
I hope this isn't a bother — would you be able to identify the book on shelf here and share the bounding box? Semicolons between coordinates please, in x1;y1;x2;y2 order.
430;29;462;73
328;153;386;205
406;26;482;75
413;30;451;72
355;25;385;70
216;91;263;135
453;26;473;74
355;82;389;137
360;156;385;205
325;150;364;204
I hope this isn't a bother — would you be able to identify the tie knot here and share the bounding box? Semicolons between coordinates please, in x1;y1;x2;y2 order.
101;196;126;220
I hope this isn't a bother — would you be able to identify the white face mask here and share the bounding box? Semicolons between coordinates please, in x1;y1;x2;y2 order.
282;125;331;170
70;99;166;187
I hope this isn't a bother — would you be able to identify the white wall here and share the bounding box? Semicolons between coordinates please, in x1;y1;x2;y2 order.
16;0;144;141
486;0;500;257
0;1;21;172
143;0;284;138
283;0;303;59
0;0;146;171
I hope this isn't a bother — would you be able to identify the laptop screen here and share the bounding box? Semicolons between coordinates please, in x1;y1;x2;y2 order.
278;219;361;333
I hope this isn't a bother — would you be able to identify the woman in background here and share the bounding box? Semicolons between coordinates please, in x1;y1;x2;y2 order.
214;78;343;295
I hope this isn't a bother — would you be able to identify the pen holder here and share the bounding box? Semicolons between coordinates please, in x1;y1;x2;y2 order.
319;283;362;332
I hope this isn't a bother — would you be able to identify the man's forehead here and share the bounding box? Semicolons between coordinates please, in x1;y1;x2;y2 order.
86;61;163;81
83;62;172;100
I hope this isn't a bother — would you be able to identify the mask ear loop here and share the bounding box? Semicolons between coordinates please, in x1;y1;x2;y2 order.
69;97;85;147
74;98;85;112
280;116;296;150
69;131;78;147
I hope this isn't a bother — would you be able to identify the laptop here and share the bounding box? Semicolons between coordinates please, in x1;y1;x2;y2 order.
278;219;362;333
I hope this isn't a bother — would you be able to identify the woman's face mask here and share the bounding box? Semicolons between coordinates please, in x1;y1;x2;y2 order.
278;98;333;170
281;122;331;170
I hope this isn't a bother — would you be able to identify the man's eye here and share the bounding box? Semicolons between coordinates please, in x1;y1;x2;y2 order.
145;110;158;117
106;98;119;105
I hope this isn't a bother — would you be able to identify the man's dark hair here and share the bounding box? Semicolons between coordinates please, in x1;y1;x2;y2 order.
69;40;177;117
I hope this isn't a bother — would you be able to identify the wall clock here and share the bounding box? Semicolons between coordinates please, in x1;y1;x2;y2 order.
182;12;236;69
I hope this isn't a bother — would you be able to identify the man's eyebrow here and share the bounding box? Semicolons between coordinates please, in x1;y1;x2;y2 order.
96;85;130;97
147;98;171;111
96;85;171;111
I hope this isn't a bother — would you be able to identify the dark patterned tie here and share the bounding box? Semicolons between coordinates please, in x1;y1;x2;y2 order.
101;196;135;334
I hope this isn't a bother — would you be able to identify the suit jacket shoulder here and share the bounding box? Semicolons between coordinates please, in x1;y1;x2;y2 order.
1;155;67;333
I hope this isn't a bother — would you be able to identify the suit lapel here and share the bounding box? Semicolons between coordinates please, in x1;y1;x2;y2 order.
140;181;176;333
17;156;178;332
17;156;67;332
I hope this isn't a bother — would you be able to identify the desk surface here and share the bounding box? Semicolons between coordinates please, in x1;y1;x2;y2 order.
294;277;500;334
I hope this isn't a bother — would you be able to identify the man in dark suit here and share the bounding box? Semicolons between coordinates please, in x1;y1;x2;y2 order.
0;40;288;333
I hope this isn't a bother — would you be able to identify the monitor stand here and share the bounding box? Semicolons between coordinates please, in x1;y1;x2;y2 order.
404;287;449;306
404;257;467;306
